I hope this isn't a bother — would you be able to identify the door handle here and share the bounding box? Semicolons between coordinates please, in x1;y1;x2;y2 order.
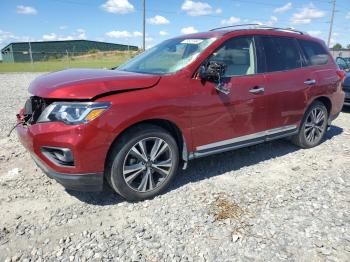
249;86;265;94
304;79;316;85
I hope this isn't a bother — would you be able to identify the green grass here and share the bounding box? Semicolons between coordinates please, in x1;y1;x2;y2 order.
0;52;133;73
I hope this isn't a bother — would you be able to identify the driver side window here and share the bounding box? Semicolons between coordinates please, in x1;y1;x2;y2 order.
208;36;256;77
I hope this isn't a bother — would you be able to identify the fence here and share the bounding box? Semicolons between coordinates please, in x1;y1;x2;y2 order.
0;50;140;72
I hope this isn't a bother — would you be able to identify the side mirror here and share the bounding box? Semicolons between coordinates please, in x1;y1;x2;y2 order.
199;61;226;81
198;61;230;95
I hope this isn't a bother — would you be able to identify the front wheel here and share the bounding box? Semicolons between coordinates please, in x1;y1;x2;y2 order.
291;101;329;148
106;125;179;201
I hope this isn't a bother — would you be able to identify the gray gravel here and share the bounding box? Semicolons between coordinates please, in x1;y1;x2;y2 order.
0;73;349;262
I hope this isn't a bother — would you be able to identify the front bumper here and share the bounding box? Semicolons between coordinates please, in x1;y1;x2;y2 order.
32;155;103;191
16;120;113;192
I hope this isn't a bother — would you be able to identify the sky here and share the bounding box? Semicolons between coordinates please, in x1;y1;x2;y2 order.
0;0;349;52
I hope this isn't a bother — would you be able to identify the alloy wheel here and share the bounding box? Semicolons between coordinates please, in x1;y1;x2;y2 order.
304;107;326;144
122;137;173;193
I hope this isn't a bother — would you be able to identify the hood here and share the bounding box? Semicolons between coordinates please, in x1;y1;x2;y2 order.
29;68;161;99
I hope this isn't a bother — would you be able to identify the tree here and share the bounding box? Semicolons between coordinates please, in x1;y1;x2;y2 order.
333;43;343;49
347;44;350;49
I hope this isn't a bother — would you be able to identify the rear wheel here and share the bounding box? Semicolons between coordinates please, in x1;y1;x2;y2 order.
106;124;179;201
292;101;329;148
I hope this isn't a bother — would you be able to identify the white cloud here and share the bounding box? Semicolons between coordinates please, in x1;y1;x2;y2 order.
76;29;86;39
0;30;36;56
181;26;198;34
59;25;68;30
346;12;350;19
146;36;153;42
147;15;170;25
253;16;278;26
42;33;57;41
221;17;241;25
159;30;169;36
291;4;325;24
266;16;278;26
101;0;134;14
181;0;219;16
106;30;142;38
133;31;142;37
16;5;37;15
41;29;87;41
0;30;29;47
274;3;292;13
307;30;322;37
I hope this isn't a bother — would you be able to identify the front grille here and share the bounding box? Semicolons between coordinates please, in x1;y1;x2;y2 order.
24;96;51;124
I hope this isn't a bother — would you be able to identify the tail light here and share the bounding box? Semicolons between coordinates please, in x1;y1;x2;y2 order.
336;69;346;81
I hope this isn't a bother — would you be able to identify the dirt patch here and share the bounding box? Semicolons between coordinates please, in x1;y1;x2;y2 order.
212;195;245;221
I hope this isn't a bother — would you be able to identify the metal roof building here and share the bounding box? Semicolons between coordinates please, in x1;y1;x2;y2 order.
1;40;138;63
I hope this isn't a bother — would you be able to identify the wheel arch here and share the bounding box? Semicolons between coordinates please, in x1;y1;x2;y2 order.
313;96;332;116
104;118;189;171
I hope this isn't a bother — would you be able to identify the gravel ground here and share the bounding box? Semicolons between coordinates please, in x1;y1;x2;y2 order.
0;73;349;262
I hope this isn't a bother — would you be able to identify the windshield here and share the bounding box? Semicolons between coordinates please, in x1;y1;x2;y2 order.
118;37;216;75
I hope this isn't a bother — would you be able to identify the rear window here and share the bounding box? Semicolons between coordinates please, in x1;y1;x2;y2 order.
298;39;329;66
260;36;302;72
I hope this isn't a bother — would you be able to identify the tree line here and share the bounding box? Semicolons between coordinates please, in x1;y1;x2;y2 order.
332;43;350;49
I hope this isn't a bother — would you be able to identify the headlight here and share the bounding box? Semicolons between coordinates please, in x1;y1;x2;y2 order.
37;102;111;125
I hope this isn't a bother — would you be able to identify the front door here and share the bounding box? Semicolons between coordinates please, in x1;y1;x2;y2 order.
190;36;268;156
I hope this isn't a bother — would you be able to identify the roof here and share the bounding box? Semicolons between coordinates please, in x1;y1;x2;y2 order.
1;39;136;51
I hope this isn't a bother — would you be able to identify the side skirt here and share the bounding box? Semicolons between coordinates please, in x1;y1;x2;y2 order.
189;126;298;159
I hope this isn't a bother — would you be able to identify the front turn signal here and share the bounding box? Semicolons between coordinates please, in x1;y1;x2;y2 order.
84;108;107;121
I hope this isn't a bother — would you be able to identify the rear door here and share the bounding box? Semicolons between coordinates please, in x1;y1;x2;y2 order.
298;39;339;102
257;35;314;130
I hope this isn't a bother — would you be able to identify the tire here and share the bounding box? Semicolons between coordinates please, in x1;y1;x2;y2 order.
105;124;179;201
291;101;329;148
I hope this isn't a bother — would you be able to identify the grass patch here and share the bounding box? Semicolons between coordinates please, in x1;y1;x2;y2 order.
0;51;137;73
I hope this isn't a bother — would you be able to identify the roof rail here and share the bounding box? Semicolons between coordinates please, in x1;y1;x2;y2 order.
210;24;306;35
255;25;306;35
209;24;261;31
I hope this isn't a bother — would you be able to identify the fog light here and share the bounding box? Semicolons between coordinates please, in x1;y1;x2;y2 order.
41;147;74;167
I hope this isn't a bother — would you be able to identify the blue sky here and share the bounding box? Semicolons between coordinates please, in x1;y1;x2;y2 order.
0;0;349;50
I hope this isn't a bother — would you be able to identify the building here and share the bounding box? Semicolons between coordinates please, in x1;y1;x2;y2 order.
1;40;138;63
330;48;350;59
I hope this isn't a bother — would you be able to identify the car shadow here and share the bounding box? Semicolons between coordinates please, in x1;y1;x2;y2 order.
67;125;343;205
169;125;343;192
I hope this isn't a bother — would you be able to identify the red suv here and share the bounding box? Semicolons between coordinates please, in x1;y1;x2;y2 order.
16;26;345;201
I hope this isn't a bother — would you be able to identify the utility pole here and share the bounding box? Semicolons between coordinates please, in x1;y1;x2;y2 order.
142;0;146;51
28;41;33;64
327;0;336;47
